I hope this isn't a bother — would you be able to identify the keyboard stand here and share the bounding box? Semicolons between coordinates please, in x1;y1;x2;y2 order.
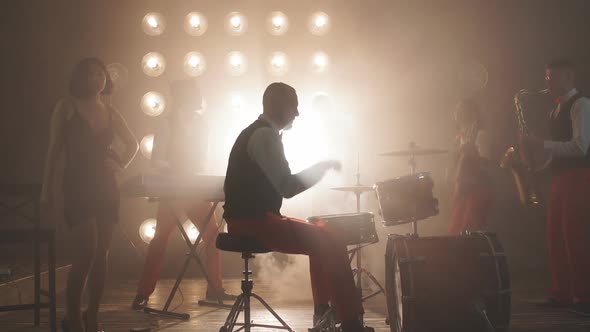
143;198;232;320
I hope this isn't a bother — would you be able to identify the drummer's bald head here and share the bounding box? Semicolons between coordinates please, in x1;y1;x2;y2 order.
262;82;298;115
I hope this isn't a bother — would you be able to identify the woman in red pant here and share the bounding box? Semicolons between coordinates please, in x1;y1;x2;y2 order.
448;99;495;235
132;80;235;310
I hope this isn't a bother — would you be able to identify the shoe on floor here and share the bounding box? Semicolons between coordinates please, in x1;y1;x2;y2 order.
205;288;238;302
570;302;590;316
131;293;149;311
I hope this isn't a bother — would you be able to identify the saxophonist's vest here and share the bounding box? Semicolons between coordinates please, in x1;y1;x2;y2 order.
549;93;590;171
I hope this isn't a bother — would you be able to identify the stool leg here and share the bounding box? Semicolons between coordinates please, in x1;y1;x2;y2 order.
244;292;251;332
250;293;293;332
219;253;293;332
242;256;252;332
221;294;244;332
232;296;245;331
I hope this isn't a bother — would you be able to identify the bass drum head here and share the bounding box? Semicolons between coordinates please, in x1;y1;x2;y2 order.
385;232;511;332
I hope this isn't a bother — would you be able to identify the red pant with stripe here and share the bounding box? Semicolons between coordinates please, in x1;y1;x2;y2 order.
448;185;494;235
226;212;363;322
137;200;222;297
547;168;590;303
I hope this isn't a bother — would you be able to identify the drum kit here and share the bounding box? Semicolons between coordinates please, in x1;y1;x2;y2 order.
308;142;511;332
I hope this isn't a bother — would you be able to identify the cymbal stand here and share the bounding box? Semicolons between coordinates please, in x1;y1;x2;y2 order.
408;142;418;235
349;157;385;302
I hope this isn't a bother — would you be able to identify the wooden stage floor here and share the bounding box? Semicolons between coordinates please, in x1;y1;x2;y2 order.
2;277;590;332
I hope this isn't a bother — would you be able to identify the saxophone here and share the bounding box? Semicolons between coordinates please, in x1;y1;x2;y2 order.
500;89;546;206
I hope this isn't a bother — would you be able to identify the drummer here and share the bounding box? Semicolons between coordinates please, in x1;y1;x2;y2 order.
223;82;371;332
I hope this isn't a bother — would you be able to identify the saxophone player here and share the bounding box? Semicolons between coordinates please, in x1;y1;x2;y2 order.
448;99;494;235
521;58;590;315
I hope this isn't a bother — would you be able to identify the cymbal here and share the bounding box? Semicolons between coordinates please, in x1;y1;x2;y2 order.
379;146;448;157
331;185;374;194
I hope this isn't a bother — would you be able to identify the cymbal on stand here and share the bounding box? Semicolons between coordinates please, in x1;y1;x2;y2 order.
379;147;448;157
331;185;374;194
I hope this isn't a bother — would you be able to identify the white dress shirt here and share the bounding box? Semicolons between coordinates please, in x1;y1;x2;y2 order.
544;88;590;157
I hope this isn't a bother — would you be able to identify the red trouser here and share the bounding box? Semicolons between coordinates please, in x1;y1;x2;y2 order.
448;185;493;235
547;168;590;303
137;200;222;297
226;213;363;322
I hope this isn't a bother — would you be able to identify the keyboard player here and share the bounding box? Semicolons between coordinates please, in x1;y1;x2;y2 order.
132;79;236;310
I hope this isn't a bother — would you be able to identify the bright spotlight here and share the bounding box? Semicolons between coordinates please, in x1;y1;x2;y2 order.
142;52;166;77
142;13;166;36
140;134;155;159
141;92;166;117
183;52;206;76
268;52;289;76
226;12;247;35
226;51;247;76
267;11;289;35
184;12;208;36
182;220;200;243
309;12;330;36
139;218;157;244
311;52;330;73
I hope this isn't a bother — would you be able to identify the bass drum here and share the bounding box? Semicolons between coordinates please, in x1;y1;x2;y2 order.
385;232;511;332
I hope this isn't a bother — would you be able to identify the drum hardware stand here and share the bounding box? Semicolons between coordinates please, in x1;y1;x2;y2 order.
143;198;232;320
407;142;419;236
348;159;386;303
313;157;382;332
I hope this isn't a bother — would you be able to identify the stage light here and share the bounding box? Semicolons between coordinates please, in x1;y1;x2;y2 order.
141;92;166;117
183;52;206;77
140;134;155;159
309;12;330;36
267;11;288;35
311;52;329;73
142;52;166;77
142;12;166;36
268;52;289;76
226;51;247;76
184;12;208;36
182;220;200;243
226;12;247;36
139;218;157;244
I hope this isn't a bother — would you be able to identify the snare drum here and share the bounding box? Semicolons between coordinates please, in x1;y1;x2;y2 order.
307;212;378;246
374;172;438;226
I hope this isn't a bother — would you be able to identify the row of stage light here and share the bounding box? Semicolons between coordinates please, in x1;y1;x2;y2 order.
142;11;331;37
142;50;330;77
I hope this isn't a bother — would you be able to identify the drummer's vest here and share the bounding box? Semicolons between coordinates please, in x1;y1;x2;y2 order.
223;120;284;219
